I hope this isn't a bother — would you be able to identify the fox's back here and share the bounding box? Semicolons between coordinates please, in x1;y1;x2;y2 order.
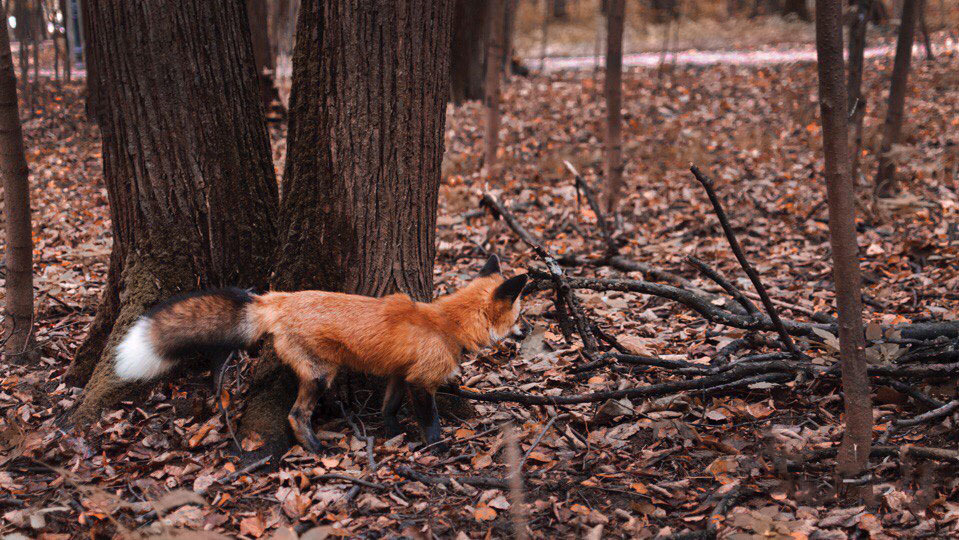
249;291;458;384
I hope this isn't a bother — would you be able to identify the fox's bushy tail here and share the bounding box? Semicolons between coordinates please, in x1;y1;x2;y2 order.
114;288;261;381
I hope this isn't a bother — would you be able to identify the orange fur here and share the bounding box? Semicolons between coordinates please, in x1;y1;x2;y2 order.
248;274;523;391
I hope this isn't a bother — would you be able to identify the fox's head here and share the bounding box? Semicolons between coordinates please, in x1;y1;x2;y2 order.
475;254;529;344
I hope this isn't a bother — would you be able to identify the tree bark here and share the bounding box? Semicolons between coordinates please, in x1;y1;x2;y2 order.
247;0;279;111
875;0;919;196
0;14;34;360
450;0;489;103
815;0;873;500
67;0;278;426
484;0;506;178
847;0;870;179
603;0;625;214
236;0;456;457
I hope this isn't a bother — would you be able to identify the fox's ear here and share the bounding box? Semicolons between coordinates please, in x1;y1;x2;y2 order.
478;254;501;277
494;274;528;303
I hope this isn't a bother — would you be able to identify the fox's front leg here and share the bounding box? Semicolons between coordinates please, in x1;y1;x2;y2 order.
288;376;326;453
408;384;447;452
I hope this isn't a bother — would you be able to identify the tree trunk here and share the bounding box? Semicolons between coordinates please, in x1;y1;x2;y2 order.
0;14;34;360
539;0;549;71
847;0;870;178
236;0;455;457
247;0;279;111
450;0;489;103
60;0;70;82
917;0;933;60
603;0;625;214
484;0;505;178
815;0;873;501
551;0;568;20
67;0;278;426
875;0;919;196
14;0;31;111
784;0;812;20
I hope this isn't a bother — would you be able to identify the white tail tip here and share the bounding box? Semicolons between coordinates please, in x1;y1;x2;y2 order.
114;318;173;381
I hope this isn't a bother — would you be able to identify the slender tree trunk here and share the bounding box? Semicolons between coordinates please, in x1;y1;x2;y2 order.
450;0;490;103
484;0;505;178
603;0;625;214
67;0;278;426
246;0;278;111
539;0;548;71
875;0;919;196
0;16;34;360
30;1;38;87
237;0;455;457
14;0;31;111
847;0;870;179
815;0;873;501
60;0;70;82
918;0;933;60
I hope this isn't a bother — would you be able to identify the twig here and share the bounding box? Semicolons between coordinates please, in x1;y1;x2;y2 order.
396;466;509;490
893;400;959;429
503;423;530;540
315;474;386;490
565;160;614;256
520;414;565;470
689;165;804;361
214;351;242;452
686;256;760;319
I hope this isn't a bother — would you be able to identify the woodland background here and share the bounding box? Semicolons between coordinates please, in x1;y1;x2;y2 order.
1;0;959;538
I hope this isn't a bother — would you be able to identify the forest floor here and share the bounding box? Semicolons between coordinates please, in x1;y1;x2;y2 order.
2;32;959;539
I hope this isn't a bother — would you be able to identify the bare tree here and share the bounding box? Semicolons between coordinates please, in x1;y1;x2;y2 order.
68;0;278;424
484;0;506;177
603;0;625;213
815;0;873;499
0;13;34;359
875;0;919;196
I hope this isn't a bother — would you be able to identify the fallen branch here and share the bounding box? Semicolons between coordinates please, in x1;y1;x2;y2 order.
893;399;959;428
802;444;959;465
686;256;760;319
396;465;509;490
315;473;386;490
690;165;803;360
442;364;795;406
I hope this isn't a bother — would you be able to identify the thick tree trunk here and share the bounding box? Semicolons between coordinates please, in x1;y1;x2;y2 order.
815;0;873;501
450;0;489;103
875;0;919;196
68;1;278;426
484;0;506;178
847;0;870;178
603;0;625;214
0;16;34;360
247;0;279;111
237;0;455;456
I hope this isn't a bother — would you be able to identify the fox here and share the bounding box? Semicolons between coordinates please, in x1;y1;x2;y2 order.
113;254;528;452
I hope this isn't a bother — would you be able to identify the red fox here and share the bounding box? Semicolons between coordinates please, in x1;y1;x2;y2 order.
113;255;528;452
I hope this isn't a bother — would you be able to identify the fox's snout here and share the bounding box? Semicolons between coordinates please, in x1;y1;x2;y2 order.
510;320;530;340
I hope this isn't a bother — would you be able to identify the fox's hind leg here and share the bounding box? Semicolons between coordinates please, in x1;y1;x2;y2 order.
408;384;446;452
289;376;328;453
382;375;407;437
